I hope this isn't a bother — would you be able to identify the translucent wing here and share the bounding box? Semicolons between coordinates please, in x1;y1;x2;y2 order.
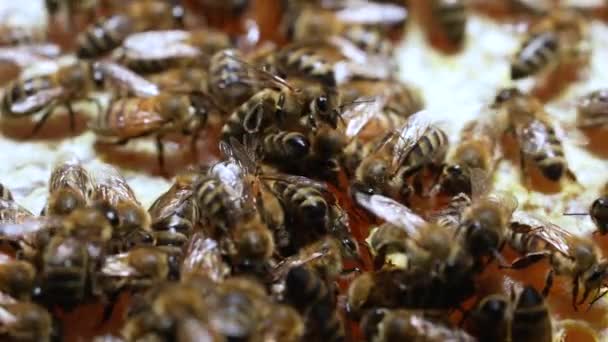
392;111;433;167
343;97;385;137
0;44;59;67
122;30;201;60
0;199;33;224
355;192;426;236
335;2;408;24
271;250;324;283
8;88;63;114
148;180;196;223
181;233;230;282
510;211;572;256
90;164;139;205
49;153;92;196
96;61;159;97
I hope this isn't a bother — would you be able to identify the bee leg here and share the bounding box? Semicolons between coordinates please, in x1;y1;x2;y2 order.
499;251;548;269
155;134;166;175
572;276;580;311
542;269;554;297
84;97;103;116
29;103;57;137
587;289;608;312
65;102;76;133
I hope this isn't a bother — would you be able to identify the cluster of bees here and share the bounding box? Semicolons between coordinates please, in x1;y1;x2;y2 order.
0;0;607;341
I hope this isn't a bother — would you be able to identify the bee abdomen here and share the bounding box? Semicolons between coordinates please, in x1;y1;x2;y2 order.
77;15;132;59
262;131;310;160
285;266;331;311
308;303;345;342
512;31;559;80
402;126;449;171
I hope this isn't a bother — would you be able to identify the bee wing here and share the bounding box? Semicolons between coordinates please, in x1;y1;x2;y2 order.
148;184;194;223
7;87;64;114
96;61;159;97
0;305;17;326
222;52;295;91
355;192;426;236
335;2;407;24
487;191;518;217
49;153;93;195
100;252;138;277
122;30;201;60
392;111;432;167
510;211;572;256
343;97;385;137
469;168;491;200
0;199;33;224
0;45;59;67
271;251;324;282
90;164;139;205
181;233;230;282
261;173;331;198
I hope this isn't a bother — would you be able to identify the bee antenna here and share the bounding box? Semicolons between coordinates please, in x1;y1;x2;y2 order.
563;212;589;216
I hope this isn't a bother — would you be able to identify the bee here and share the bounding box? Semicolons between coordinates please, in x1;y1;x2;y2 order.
354;113;449;201
284;265;345;342
437;113;506;196
148;172;199;260
511;9;587;80
1;60;159;136
90;164;150;233
503;212;608;310
469;285;552;342
260;130;312;164
361;308;476;342
42;155;93;217
38;235;91;305
0;254;36;301
577;89;608;128
283;1;407;46
97;246;170;294
493;87;577;184
115;28;231;74
431;0;468;49
91;91;219;172
76;0;186;59
263;173;357;256
0;301;53;342
181;233;230;282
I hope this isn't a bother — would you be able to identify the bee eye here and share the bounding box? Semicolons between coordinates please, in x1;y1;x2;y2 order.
316;96;329;112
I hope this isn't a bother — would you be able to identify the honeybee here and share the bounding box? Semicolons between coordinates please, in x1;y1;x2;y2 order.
354;112;449;201
263;173;357;256
91;91;220;172
431;0;468;49
0;254;36;301
283;0;407;47
1;60;159;136
90;164;150;233
148;172;199;259
284;266;345;342
511;9;587;80
0;301;53;342
503;211;608;310
181;233;230;282
469;286;552;342
97;246;170;294
492;88;577;184
577;88;608;128
362;308;476;342
437;112;507;196
115;28;231;74
42;155;93;217
76;0;186;59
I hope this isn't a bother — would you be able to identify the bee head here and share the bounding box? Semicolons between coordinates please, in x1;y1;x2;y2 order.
591;196;608;235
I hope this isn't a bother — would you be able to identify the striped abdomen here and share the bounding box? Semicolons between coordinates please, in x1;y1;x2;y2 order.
273;181;328;226
511;31;559;80
208;49;255;109
221;89;278;141
519;119;567;181
506;225;551;255
1;76;55;116
277;47;336;87
396;125;449;177
262;130;310;161
432;0;467;46
77;15;133;59
195;177;236;234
